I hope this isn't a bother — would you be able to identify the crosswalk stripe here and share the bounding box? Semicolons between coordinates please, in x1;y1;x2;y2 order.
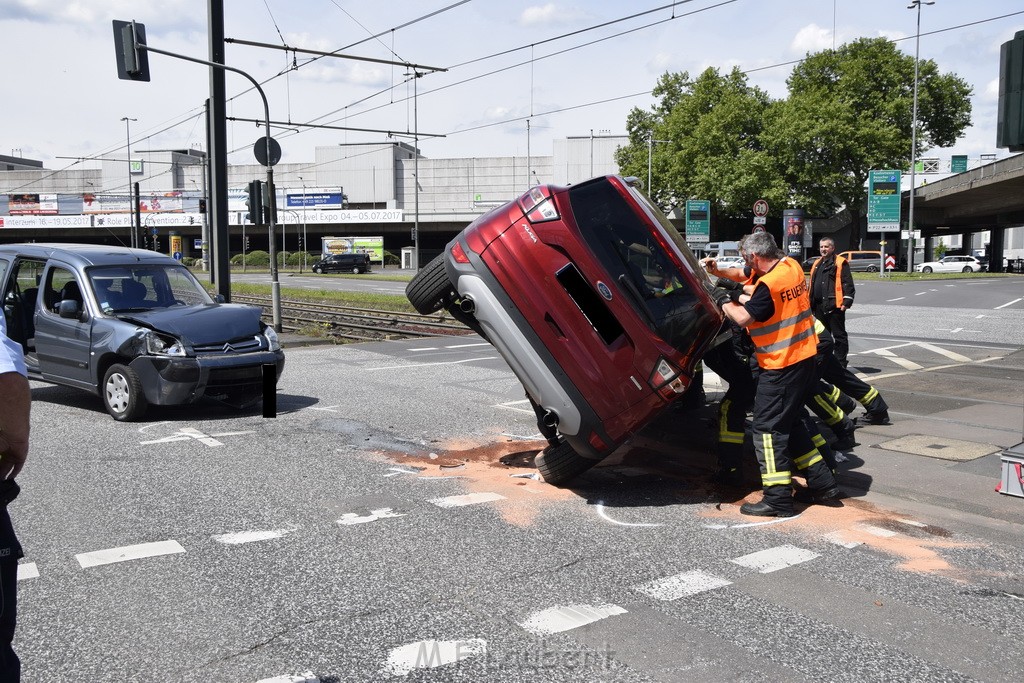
519;604;628;635
428;492;505;508
634;570;732;601
730;544;819;573
75;540;186;569
913;341;972;363
16;562;38;581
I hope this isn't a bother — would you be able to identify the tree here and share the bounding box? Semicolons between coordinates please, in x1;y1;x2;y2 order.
763;37;972;248
616;67;787;219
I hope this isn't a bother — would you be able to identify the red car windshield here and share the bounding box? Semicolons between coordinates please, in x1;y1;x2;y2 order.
567;178;717;352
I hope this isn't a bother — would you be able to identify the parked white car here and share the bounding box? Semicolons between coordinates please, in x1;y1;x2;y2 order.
914;255;984;273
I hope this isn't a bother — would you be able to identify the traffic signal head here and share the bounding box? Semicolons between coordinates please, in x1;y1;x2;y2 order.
245;180;264;226
112;20;151;82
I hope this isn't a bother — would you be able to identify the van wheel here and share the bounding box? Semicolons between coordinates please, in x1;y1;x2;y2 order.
866;264;879;272
535;440;597;485
353;265;363;274
312;265;323;274
406;253;455;314
102;363;148;422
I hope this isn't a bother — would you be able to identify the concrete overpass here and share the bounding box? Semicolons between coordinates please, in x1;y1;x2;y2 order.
908;153;1024;269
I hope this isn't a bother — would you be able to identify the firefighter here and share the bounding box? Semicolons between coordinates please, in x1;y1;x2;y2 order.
809;237;855;367
711;232;839;517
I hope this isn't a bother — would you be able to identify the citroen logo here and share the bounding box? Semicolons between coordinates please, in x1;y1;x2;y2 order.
222;343;235;353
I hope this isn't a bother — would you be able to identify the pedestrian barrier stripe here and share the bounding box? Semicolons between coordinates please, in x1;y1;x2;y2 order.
730;544;820;573
75;540;186;569
16;562;38;581
428;492;506;508
520;604;628;635
633;570;733;601
212;528;296;544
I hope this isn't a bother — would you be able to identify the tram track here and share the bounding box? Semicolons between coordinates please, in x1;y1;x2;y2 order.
231;294;472;342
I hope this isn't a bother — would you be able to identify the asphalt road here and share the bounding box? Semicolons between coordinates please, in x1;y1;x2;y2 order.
12;279;1024;682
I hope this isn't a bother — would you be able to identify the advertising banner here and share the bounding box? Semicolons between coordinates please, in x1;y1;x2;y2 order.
9;193;58;215
322;236;384;262
286;192;344;209
783;208;805;255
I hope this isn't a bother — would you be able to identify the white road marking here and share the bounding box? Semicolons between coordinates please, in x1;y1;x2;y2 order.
337;508;405;525
310;405;340;412
255;672;319;683
634;570;732;601
373;356;498;371
408;347;438;351
382;639;487;677
212;527;296;544
444;342;491;349
886;296;906;302
594;501;663;527
995;298;1022;309
520;604;628;635
730;544;820;573
825;532;863;548
17;562;39;581
857;523;899;538
868;348;923;371
76;540;186;569
428;492;505;508
701;512;803;529
140;427;254;447
917;342;970;362
384;467;422;477
896;518;928;528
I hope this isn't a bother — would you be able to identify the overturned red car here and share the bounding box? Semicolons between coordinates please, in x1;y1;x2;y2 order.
407;175;723;483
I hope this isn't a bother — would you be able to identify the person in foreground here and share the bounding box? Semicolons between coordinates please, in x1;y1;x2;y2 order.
710;232;839;517
0;310;30;681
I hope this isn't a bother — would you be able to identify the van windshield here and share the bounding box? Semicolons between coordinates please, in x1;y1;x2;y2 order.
88;264;213;313
567;178;718;352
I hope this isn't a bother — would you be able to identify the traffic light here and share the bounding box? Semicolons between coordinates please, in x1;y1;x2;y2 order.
198;199;207;213
112;20;151;82
261;180;275;225
245;180;263;226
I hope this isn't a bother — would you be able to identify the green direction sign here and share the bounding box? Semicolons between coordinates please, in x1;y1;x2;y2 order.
951;155;968;173
685;199;710;243
867;169;901;233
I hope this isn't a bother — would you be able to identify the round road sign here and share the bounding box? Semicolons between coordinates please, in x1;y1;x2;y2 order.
753;199;769;217
752;225;766;234
253;136;282;167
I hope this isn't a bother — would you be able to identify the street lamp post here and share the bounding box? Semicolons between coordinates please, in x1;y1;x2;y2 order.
906;0;934;273
299;176;308;273
121;116;138;248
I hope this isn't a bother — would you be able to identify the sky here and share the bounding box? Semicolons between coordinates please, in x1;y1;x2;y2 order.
2;0;1022;176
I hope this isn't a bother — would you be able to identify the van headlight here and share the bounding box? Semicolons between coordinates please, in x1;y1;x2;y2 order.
143;330;186;357
263;325;281;351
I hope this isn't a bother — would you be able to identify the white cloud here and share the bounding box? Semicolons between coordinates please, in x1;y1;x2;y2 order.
791;24;834;54
519;3;587;27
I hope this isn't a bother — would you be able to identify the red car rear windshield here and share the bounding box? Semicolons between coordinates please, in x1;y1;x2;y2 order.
567;178;715;352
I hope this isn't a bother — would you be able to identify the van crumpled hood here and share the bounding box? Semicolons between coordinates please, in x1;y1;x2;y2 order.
119;304;265;345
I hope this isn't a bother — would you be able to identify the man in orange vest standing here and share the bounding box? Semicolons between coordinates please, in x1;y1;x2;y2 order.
809;237;855;367
713;232;839;516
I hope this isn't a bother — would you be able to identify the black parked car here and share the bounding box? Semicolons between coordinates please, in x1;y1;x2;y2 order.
311;253;371;274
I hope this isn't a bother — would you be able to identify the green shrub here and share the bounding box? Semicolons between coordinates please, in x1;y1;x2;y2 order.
231;250;270;266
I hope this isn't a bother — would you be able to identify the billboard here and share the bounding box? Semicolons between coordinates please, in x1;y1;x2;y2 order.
321;235;384;262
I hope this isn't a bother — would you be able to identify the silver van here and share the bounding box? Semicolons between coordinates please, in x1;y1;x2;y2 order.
0;244;284;421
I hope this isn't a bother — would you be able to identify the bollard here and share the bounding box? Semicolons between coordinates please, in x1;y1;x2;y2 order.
262;363;277;418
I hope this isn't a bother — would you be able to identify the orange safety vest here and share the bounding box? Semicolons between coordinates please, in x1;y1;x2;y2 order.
808;254;849;306
747;257;817;370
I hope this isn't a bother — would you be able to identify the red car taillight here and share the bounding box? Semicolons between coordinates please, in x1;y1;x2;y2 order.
648;357;689;399
451;241;471;264
518;186;560;223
